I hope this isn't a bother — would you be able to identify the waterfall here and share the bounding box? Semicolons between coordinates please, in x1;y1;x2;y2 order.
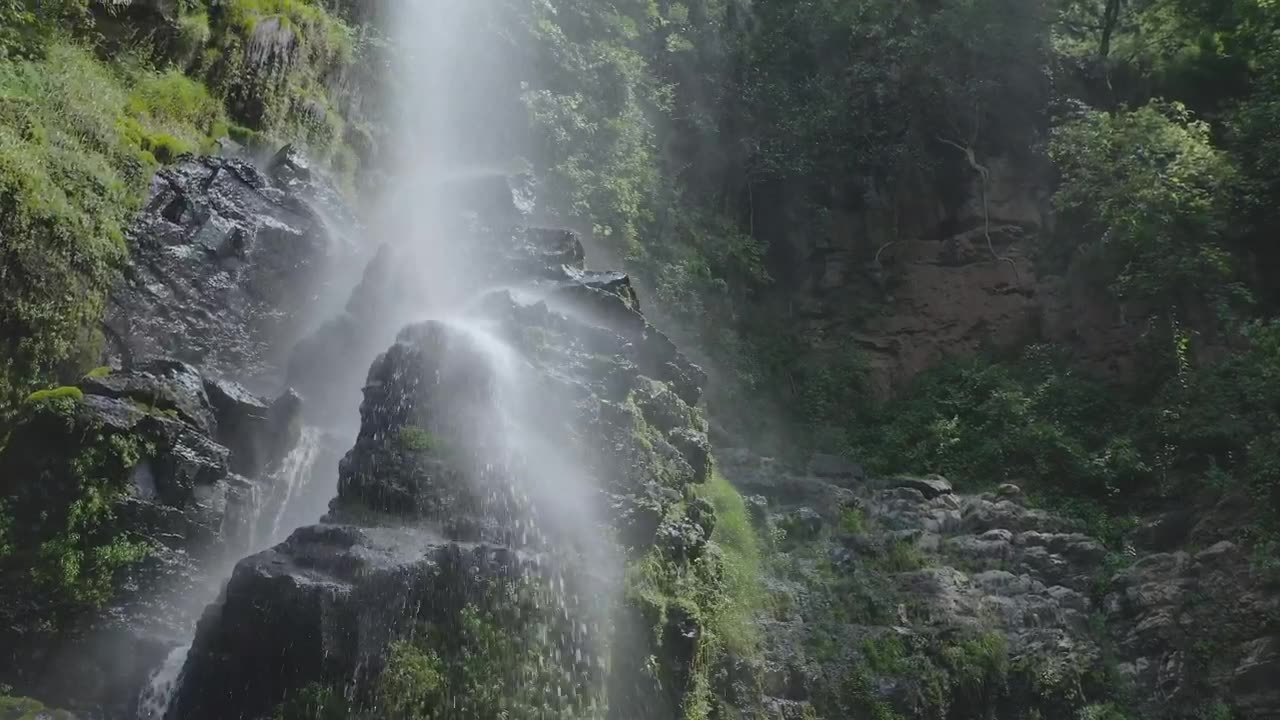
264;427;326;547
135;644;190;720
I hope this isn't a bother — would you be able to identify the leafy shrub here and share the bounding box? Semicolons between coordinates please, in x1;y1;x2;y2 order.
378;642;444;720
857;347;1147;501
0;395;153;631
838;507;865;535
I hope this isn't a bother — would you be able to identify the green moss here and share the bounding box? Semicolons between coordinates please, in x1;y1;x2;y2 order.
25;386;83;405
204;0;357;169
397;426;441;455
83;366;112;379
0;695;75;720
702;469;764;658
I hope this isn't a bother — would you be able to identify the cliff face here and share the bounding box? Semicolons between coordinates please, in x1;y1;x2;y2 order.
765;153;1150;400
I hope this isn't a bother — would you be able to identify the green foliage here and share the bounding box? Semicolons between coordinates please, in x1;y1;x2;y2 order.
0;397;153;631
838;507;865;536
203;0;356;163
1152;321;1280;520
1050;102;1240;310
940;632;1009;700
379;595;601;720
858;347;1146;499
378;641;444;720
0;43;148;411
121;69;227;159
397;426;442;455
874;539;926;574
271;683;349;720
1079;702;1133;720
0;0;91;60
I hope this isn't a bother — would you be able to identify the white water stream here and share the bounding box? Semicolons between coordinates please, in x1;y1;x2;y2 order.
135;644;190;720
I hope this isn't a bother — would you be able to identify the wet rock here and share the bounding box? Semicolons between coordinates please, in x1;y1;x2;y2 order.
204;379;302;477
174;526;604;720
778;508;824;541
105;156;350;388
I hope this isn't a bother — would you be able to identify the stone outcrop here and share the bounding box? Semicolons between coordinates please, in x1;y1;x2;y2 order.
0;361;301;717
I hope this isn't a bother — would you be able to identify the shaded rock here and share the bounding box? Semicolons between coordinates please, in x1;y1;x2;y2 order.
894;474;953;499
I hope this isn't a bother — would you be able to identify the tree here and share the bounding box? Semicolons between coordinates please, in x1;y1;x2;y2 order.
1049;102;1239;314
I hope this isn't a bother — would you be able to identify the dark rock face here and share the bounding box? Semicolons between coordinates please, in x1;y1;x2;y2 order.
0;361;302;717
104;156;352;389
173;197;714;719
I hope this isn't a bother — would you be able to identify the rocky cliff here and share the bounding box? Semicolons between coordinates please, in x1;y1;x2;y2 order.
718;450;1280;720
0;150;351;717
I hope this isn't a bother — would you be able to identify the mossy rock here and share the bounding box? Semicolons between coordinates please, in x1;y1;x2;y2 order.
0;695;76;719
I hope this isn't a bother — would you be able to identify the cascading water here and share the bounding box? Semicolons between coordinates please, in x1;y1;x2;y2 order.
262;427;327;548
135;644;190;720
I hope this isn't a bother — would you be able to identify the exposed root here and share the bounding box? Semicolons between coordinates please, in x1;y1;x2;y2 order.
937;136;1020;285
